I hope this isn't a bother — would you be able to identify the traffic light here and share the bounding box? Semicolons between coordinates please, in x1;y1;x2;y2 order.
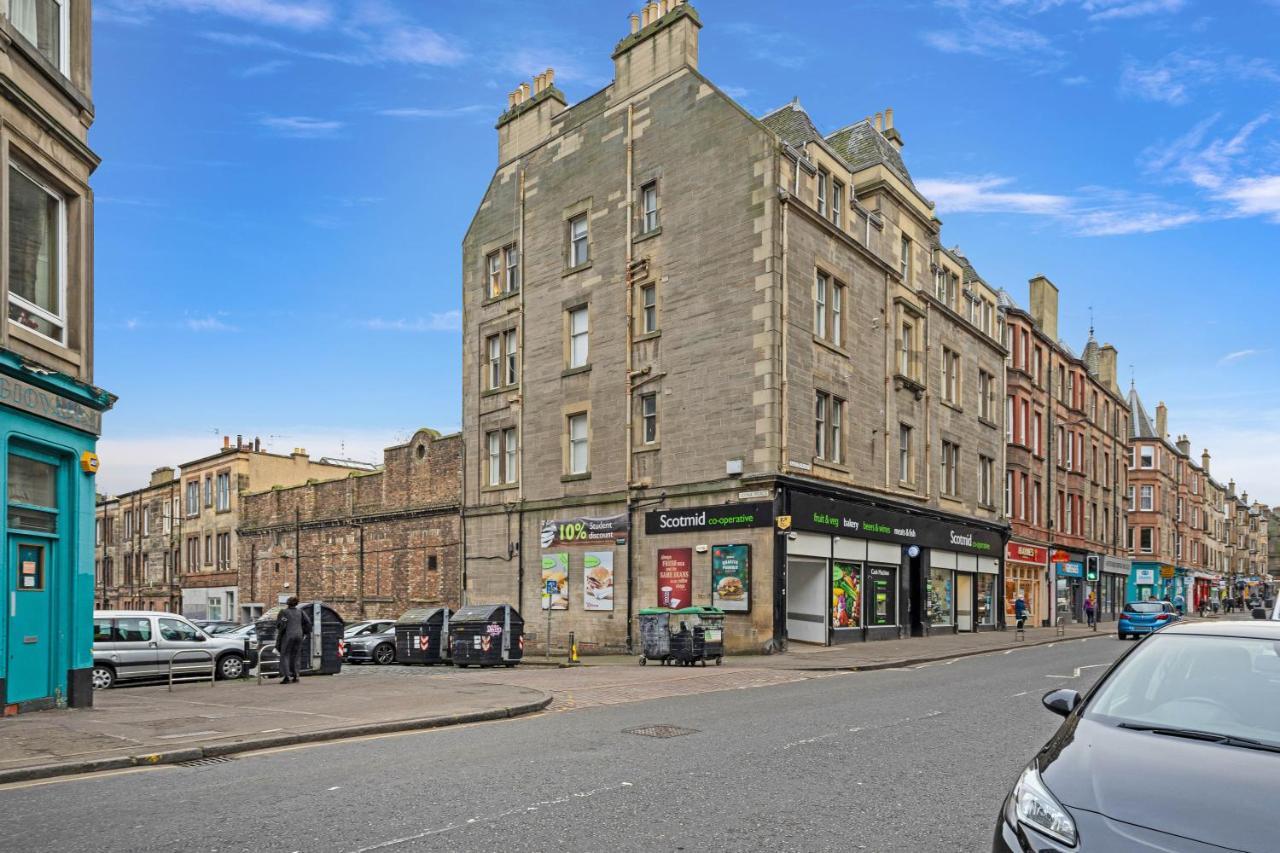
1085;555;1100;582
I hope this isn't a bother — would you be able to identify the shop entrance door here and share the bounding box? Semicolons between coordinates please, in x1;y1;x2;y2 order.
956;573;973;631
785;558;827;645
8;538;54;704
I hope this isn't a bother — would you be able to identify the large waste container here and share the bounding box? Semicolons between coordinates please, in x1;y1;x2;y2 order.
449;604;523;668
394;607;452;665
256;601;345;677
638;606;724;666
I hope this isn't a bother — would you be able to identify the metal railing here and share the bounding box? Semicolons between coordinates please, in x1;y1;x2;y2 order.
256;642;279;685
167;649;216;691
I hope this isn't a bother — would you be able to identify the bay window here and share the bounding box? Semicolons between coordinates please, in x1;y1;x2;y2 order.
7;164;66;343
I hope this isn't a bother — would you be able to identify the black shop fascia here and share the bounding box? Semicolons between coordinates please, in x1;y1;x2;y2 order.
780;482;1009;645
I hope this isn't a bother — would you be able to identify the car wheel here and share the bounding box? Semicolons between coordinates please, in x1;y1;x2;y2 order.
374;643;396;665
217;654;245;680
1117;632;1126;640
91;664;115;690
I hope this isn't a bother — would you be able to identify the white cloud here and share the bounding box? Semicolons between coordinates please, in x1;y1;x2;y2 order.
1084;0;1185;21
259;115;344;138
922;18;1060;62
1173;409;1280;506
1062;74;1089;85
360;312;461;333
99;0;332;30
378;105;488;119
1217;349;1265;366
377;25;466;66
185;314;237;332
1218;175;1280;222
918;175;1199;235
240;59;290;78
1120;52;1280;106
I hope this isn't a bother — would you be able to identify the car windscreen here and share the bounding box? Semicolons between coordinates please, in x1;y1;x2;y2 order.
1123;602;1164;614
1086;634;1280;748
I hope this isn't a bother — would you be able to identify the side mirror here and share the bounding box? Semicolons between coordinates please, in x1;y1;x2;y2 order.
1042;688;1081;718
1253;608;1268;620
195;634;207;641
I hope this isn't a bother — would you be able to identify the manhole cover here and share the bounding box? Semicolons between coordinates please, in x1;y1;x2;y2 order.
176;756;236;768
623;724;699;739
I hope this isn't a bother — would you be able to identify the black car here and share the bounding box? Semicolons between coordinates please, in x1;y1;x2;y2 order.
995;621;1280;852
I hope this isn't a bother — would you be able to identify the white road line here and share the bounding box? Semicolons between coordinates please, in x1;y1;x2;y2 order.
1010;691;1029;697
1045;663;1109;679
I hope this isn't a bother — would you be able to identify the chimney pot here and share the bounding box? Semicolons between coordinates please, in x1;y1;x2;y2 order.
646;2;659;23
630;13;640;33
659;0;669;14
535;73;545;93
885;107;894;129
545;67;555;87
874;111;883;131
254;437;261;453
236;434;243;449
223;435;230;449
519;82;530;100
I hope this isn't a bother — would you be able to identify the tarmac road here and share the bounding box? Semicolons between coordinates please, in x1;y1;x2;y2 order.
0;636;1127;853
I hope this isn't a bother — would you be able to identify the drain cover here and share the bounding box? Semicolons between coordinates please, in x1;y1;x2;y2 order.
176;756;236;768
623;724;699;739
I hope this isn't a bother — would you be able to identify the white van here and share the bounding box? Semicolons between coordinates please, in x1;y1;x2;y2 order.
92;610;250;689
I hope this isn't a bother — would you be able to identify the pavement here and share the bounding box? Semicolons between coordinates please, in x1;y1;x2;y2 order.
0;673;550;784
0;636;1131;852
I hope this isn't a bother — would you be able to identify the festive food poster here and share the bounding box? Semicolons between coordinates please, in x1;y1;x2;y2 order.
583;551;615;611
656;548;692;609
711;545;750;612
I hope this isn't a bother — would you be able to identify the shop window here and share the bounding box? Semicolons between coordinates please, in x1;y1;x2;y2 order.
7;451;58;532
831;562;861;629
928;568;954;628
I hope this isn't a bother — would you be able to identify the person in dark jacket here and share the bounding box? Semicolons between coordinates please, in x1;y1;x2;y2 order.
1013;596;1028;630
276;597;312;684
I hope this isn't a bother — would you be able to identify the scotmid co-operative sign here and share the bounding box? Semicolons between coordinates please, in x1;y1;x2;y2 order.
790;493;1000;553
644;502;773;535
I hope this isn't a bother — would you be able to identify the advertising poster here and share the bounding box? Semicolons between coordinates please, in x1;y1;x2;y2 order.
831;562;861;629
656;548;692;609
540;514;629;548
711;544;750;612
541;553;569;610
583;551;615;611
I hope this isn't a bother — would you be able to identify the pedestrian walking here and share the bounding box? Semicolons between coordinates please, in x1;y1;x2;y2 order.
1014;595;1028;631
276;597;312;684
1084;594;1096;628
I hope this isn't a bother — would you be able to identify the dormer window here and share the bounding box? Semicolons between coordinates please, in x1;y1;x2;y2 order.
6;0;69;74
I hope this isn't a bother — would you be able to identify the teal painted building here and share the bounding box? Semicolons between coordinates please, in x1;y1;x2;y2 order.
2;351;114;711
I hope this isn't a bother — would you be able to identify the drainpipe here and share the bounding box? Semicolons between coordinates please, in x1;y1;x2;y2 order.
624;102;636;655
294;506;301;600
517;162;527;613
779;186;790;470
357;524;366;618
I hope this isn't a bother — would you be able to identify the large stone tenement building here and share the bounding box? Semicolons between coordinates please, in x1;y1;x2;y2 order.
237;430;462;621
462;1;1008;654
95;438;361;621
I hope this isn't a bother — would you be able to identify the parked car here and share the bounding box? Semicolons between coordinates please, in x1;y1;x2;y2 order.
343;620;395;639
1116;600;1179;640
92;610;251;689
1253;598;1280;621
192;620;240;635
343;624;397;664
994;620;1280;852
222;623;260;667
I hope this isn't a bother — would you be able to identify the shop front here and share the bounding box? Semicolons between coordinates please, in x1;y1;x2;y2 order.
1053;551;1086;624
1098;556;1130;622
784;489;1005;644
1127;564;1165;603
1;354;114;711
1005;541;1048;628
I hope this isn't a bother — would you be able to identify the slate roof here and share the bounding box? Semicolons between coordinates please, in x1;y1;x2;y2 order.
825;119;915;188
1128;386;1158;440
1081;334;1101;378
759;99;822;149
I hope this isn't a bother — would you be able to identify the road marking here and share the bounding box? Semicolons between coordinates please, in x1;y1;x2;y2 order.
1046;663;1109;679
1010;691;1029;697
344;781;635;852
782;733;837;750
155;730;221;740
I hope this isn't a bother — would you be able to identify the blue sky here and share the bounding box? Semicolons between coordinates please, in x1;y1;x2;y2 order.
91;0;1280;503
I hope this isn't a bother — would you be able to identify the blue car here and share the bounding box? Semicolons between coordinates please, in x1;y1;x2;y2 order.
1117;600;1179;639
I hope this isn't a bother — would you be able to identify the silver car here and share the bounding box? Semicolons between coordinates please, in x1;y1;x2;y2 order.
92;610;251;689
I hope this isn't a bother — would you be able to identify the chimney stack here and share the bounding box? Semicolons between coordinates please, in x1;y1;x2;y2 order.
1028;275;1060;343
236;434;243;449
1176;435;1191;457
874;111;883;131
1155;402;1168;440
884;107;894;129
223;435;230;449
883;106;904;150
1099;344;1119;394
1201;449;1211;475
254;436;261;453
613;0;701;99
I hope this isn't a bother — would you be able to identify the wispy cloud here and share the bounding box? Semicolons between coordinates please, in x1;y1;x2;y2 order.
1083;0;1186;21
377;105;488;119
1120;51;1280;106
185;314;237;332
1062;74;1089;86
918;175;1200;235
1217;349;1265;366
922;18;1060;62
723;22;810;70
1218;175;1280;223
240;59;290;78
259;115;344;138
98;0;333;30
360;312;461;333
